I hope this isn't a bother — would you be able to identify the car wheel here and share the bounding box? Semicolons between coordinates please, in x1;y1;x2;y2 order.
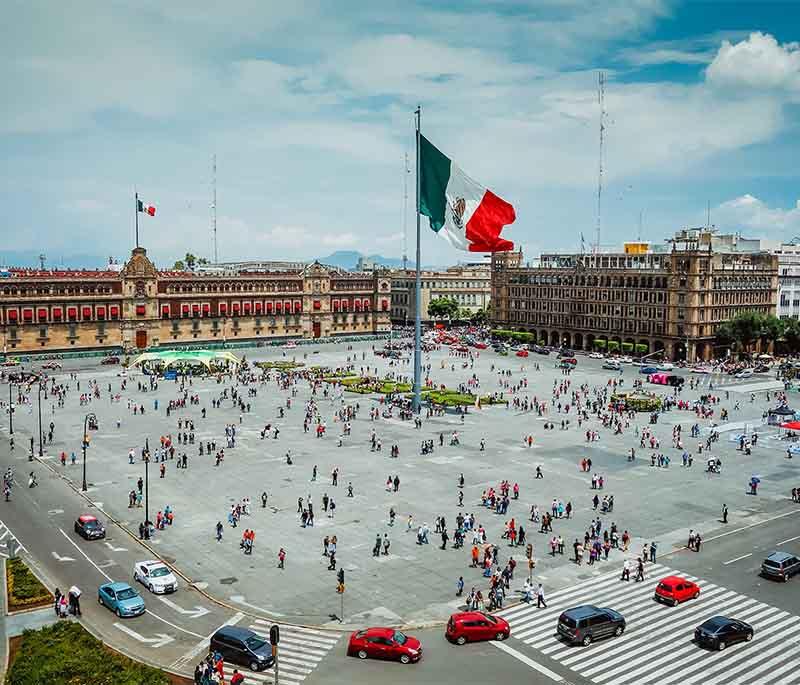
582;634;593;646
718;641;726;651
495;632;506;641
115;608;122;618
693;591;700;600
148;584;155;593
613;626;624;637
400;654;411;664
98;597;103;606
250;661;261;672
746;632;753;642
672;599;679;607
357;650;368;660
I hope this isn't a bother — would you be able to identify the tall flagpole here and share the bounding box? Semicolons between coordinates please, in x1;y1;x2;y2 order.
135;191;140;248
413;106;422;413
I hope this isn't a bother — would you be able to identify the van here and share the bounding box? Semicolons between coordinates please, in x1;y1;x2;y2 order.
210;626;274;672
761;551;800;581
557;605;625;646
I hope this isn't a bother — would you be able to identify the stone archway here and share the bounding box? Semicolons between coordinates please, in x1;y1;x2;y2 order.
653;340;665;358
573;333;584;351
539;330;548;345
637;340;650;357
562;332;572;349
550;331;560;347
623;338;635;356
586;333;595;350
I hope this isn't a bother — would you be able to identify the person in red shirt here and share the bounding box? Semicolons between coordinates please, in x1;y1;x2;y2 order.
230;669;244;685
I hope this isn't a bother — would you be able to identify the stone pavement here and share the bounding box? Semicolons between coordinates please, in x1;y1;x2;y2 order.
5;341;793;627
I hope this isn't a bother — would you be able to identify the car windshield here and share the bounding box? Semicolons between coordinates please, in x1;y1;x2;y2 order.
482;613;498;624
702;618;727;632
392;631;407;645
560;615;577;628
150;567;171;577
246;636;267;651
116;588;137;600
763;559;781;568
83;520;100;529
658;582;673;592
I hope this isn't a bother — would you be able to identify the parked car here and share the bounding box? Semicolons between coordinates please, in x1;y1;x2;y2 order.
98;582;145;618
694;616;753;650
557;605;625;646
210;626;274;672
74;514;106;540
761;551;800;581
532;345;550;355
347;627;422;663
640;366;659;375
133;560;178;594
654;576;701;606
446;612;510;644
41;361;61;370
603;360;621;370
691;366;712;374
558;349;576;358
736;368;754;379
658;362;674;371
619;356;633;364
754;364;770;373
101;356;120;365
589;352;604;359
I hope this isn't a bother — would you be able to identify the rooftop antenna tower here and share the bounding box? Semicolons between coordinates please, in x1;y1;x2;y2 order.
706;199;711;229
211;154;218;264
638;209;643;242
402;152;410;270
38;253;46;270
595;71;606;254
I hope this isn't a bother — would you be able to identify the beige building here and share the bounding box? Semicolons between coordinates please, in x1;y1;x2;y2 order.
0;247;391;354
491;229;778;362
390;264;491;323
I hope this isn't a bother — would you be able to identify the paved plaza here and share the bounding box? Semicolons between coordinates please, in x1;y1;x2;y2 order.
8;340;798;630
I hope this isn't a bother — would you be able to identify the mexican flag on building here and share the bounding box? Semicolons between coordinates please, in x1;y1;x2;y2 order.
419;135;515;252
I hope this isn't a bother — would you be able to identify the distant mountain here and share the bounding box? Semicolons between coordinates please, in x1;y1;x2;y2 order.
317;250;406;270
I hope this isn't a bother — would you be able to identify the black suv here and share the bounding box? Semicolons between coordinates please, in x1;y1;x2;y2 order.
210;626;274;672
761;551;800;581
557;605;625;646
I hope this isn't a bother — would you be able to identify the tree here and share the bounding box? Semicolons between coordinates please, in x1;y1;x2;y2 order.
427;297;459;321
172;260;185;271
471;308;489;325
459;307;474;320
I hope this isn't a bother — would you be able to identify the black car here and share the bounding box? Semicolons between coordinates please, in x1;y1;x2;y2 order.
74;514;106;540
761;551;800;581
210;626;274;672
694;616;753;650
557;605;625;646
101;356;120;365
532;345;551;355
558;349;575;358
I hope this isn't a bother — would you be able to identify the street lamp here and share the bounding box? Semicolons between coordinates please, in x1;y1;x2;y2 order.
81;412;96;491
37;383;44;458
144;437;150;537
8;382;13;436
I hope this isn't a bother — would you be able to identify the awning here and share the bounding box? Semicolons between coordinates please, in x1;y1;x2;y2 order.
7;310;17;321
82;306;92;318
219;303;228;314
161;305;170;317
254;302;263;313
37;308;48;320
52;307;62;320
96;306;106;319
110;305;119;318
23;308;33;321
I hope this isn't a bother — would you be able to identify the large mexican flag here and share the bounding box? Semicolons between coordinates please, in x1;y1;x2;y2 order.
419;134;515;252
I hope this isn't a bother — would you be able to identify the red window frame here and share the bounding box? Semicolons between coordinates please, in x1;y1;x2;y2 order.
219;303;228;315
332;300;339;311
67;307;77;321
109;305;119;320
254;302;263;314
7;310;18;322
135;304;146;316
37;308;48;321
294;300;302;312
52;307;63;320
161;305;170;318
81;306;92;319
96;306;106;320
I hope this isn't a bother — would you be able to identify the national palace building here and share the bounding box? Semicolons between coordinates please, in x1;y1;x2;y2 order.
0;247;391;354
491;228;779;362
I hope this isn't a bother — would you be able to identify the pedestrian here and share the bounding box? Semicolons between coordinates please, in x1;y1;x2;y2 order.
456;576;464;597
649;541;657;563
278;547;286;569
215;521;223;542
620;559;630;581
536;583;547;608
722;504;728;524
635;558;645;582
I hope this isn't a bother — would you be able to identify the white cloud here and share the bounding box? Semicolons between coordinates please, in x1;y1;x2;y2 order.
706;32;800;95
715;194;800;234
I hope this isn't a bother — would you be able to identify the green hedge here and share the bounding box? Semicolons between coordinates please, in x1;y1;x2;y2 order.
635;343;648;354
6;558;51;610
607;341;620;352
594;339;607;349
255;361;305;371
621;342;634;352
491;330;534;344
6;621;170;685
611;393;662;412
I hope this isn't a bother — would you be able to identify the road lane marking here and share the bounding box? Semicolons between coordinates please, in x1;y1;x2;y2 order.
723;553;752;565
698;509;800;546
113;622;174;648
776;534;800;545
59;528;112;581
491;640;564;682
51;551;75;562
157;596;210;618
171;612;245;669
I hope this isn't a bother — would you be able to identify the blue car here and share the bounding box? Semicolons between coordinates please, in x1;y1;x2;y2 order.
98;582;145;618
640;366;659;375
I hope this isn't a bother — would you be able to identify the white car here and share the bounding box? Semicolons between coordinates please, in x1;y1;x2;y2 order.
691;366;712;374
589;352;604;359
658;362;674;371
603;360;621;370
735;368;754;379
133;560;178;594
619;356;633;364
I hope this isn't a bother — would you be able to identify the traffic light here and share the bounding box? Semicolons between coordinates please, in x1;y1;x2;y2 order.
337;568;345;593
526;543;533;560
269;624;280;646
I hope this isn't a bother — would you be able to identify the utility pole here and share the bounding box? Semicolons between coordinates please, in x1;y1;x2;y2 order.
402;152;410;271
37;384;43;457
212;155;218;264
8;383;12;435
595;71;606;254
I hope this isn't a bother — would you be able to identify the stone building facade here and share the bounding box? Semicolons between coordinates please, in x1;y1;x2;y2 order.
0;247;391;354
491;230;778;362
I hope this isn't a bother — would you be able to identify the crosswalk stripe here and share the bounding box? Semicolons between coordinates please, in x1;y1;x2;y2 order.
569;587;731;671
247;629;330;656
251;619;344;642
667;613;796;685
759;651;800;685
595;596;758;685
516;571;680;643
248;624;341;648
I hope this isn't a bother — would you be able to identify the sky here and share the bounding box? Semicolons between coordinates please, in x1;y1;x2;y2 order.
2;0;800;268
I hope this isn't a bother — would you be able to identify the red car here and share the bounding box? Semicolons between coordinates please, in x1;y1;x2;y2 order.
654;575;701;606
515;349;529;358
446;612;510;645
347;627;422;664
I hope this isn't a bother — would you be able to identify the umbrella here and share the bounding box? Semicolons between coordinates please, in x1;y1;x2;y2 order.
69;585;81;597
